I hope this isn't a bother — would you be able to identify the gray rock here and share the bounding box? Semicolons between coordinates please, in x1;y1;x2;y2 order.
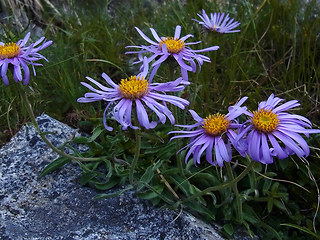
0;114;225;240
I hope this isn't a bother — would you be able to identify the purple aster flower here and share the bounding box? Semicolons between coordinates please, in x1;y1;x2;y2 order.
125;25;219;82
169;97;248;167
237;94;320;164
77;59;189;131
193;10;240;34
0;32;52;85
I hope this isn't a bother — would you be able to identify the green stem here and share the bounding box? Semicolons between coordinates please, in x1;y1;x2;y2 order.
226;162;243;223
129;116;142;185
168;64;184;177
180;160;255;203
17;83;104;162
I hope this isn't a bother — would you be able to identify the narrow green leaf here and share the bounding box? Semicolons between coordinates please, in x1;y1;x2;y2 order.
137;165;154;191
137;131;164;143
151;160;164;171
223;224;234;236
87;126;104;142
73;136;90;144
86;59;125;73
273;199;287;212
242;204;260;224
136;185;164;200
267;198;274;213
93;185;134;200
94;178;120;191
80;171;97;185
39;131;56;137
104;160;113;178
184;201;215;220
280;223;320;239
40;157;71;177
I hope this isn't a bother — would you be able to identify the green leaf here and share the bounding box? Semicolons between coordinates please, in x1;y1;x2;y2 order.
40;157;71;177
262;179;272;195
223;223;234;236
93;185;134;200
192;173;219;185
137;165;154;191
138;131;164;143
136;185;164;200
94;177;120;191
184;201;215;220
189;184;206;205
80;171;97;185
280;223;320;239
278;158;289;170
273;199;287;212
73;136;90;144
170;175;191;197
86;58;125;73
267;198;274;213
242;204;260;224
104;160;113;178
39;131;56;137
87;126;104;142
151;160;164;171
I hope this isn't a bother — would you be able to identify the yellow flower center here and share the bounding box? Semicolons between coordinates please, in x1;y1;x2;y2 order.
251;109;279;133
118;76;149;99
0;43;21;59
159;37;185;54
202;113;230;136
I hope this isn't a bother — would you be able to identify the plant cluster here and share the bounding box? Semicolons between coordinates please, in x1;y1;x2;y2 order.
1;0;320;239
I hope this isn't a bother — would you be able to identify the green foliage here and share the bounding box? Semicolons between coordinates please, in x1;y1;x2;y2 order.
1;0;320;239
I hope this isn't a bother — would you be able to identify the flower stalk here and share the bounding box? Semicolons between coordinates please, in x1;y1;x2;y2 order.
226;162;243;223
180;160;255;204
17;83;105;162
129;114;142;185
168;64;185;177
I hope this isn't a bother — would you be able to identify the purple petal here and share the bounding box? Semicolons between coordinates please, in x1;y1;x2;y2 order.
261;134;273;164
192;46;219;53
189;110;203;123
141;97;166;124
150;28;162;42
248;130;261;162
101;73;118;89
135;27;158;45
216;137;231;162
13;64;22;82
272;131;305;157
174;25;181;39
20;60;30;85
196;141;210;164
267;134;288;159
180;34;194;42
206;139;214;164
19;32;31;47
135;99;157;129
277;129;310;156
103;102;114;131
273;100;300;113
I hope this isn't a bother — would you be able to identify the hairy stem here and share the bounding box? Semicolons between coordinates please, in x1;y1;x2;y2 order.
226;162;243;223
168;64;185;177
180;160;255;203
18;83;104;162
129;115;142;185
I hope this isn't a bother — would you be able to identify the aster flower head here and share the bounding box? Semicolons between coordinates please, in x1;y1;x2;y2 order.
0;32;53;85
125;25;219;82
193;10;240;34
238;94;320;164
77;58;189;131
169;97;248;167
